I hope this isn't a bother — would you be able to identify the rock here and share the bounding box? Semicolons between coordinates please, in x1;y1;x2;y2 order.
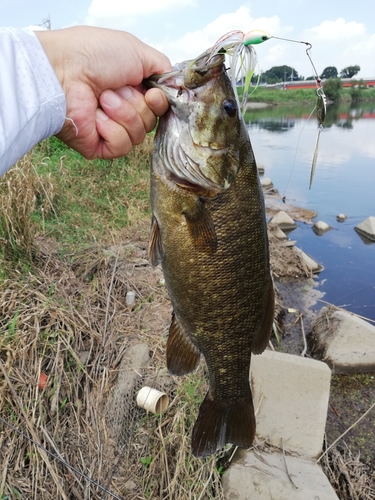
312;220;331;235
355;216;375;241
311;307;375;374
257;164;265;175
336;214;347;222
269;211;297;231
251;350;331;459
294;247;324;274
222;448;339;500
123;480;137;491
260;177;273;188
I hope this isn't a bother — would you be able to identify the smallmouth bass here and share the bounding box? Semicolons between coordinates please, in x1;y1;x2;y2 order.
147;49;274;457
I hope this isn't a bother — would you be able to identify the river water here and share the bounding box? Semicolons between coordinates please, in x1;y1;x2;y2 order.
246;102;375;322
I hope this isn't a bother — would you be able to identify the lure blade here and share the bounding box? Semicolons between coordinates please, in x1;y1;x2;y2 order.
310;128;322;189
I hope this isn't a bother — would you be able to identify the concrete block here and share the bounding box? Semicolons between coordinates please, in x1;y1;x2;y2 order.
269;210;297;230
260;177;273;188
313;220;331;235
222;449;339;500
294;246;324;274
250;350;331;459
355;215;375;241
336;214;346;222
311;307;375;373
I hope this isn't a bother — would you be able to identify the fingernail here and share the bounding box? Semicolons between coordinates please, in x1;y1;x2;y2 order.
117;86;133;100
151;92;163;107
96;108;109;121
101;90;122;108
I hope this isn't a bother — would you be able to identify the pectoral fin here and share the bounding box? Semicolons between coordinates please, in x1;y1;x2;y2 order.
183;200;218;253
167;313;201;375
252;275;275;354
149;216;164;267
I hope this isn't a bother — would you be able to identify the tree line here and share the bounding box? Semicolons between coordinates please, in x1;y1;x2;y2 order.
254;65;361;84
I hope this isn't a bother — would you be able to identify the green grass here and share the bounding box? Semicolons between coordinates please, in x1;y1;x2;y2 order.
241;84;375;105
244;86;318;104
31;136;152;246
0;135;153;275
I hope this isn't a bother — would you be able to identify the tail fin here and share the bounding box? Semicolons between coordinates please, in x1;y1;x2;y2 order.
191;390;256;457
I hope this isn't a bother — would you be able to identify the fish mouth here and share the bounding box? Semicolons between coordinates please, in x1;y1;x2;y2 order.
144;49;224;92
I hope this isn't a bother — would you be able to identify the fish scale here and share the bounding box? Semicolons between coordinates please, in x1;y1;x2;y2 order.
147;48;274;457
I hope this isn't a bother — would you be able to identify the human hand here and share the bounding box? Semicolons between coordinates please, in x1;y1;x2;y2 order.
35;26;171;159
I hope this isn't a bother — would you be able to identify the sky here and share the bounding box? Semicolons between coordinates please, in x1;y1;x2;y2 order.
2;0;375;78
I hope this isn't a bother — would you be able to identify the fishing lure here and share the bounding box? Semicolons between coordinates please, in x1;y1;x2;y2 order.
208;29;327;188
310;86;327;189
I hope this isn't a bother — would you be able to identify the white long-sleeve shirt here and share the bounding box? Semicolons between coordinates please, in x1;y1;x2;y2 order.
0;28;66;176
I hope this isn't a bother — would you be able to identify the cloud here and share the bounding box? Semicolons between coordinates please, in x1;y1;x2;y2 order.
85;0;194;26
307;17;366;41
156;7;291;64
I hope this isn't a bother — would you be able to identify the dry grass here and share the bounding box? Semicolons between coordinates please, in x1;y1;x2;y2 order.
321;445;375;500
0;152;57;258
0;232;224;499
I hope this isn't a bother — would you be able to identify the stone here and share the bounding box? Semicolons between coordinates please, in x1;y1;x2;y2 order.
294;247;324;274
355;216;375;241
312;220;331;235
269;211;297;230
250;350;331;459
257;164;265;174
336;214;347;222
311;307;375;374
260;177;273;188
222;449;339;500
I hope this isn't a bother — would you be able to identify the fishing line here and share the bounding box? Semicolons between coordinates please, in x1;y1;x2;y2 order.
209;29;327;194
282;105;316;200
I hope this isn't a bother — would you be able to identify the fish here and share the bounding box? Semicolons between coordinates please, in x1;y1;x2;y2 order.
146;49;274;457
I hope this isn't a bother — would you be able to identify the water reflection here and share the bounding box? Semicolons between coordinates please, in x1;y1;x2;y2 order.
246;101;375;322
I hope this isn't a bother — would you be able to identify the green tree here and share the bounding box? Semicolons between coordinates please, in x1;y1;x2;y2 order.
340;65;360;78
323;78;342;101
350;79;367;101
263;65;301;84
320;66;338;79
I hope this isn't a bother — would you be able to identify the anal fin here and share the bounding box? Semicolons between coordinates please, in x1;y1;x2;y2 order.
191;389;256;457
167;313;201;376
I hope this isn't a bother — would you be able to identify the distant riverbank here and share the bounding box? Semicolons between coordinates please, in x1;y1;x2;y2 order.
244;86;375;106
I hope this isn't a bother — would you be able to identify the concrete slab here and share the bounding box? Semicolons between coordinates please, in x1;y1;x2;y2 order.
311;307;375;374
250;350;331;459
106;343;150;440
222;449;339;500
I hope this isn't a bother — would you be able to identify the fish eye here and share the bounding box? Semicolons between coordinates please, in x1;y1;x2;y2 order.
222;98;237;117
